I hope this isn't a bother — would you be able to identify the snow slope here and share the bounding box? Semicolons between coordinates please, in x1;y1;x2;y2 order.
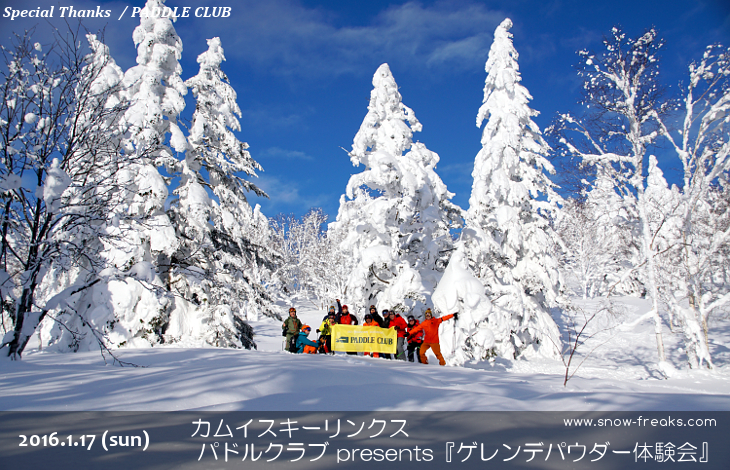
1;298;729;411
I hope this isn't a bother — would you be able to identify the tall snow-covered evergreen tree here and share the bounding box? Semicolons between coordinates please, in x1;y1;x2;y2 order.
60;0;187;349
164;36;279;348
117;0;184;258
461;18;561;359
330;63;461;315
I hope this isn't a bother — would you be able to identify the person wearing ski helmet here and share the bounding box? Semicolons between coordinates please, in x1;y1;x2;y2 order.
322;304;337;322
296;325;319;354
282;307;302;348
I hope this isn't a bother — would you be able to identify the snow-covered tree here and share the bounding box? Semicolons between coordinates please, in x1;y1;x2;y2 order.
432;246;495;365
56;0;188;351
556;166;644;299
556;198;611;299
461;18;561;359
651;44;730;368
117;0;183;258
554;27;673;365
191;38;281;329
40;0;188;353
162;36;280;347
36;33;156;354
315;221;351;305
270;213;306;299
270;209;349;309
585;166;645;297
330;63;461;315
271;209;326;302
122;0;187;157
556;29;730;370
0;29;144;358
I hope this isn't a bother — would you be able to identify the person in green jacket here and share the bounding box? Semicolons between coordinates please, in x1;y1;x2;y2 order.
282;307;302;349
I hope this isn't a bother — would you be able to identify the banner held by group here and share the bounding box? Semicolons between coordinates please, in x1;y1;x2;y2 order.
332;325;397;353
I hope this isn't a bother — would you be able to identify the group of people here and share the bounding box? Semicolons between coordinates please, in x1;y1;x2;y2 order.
281;300;458;366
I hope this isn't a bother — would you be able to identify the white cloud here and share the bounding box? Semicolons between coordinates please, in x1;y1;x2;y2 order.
182;0;505;78
437;161;476;186
239;107;307;129
426;35;491;66
263;147;315;161
252;174;331;215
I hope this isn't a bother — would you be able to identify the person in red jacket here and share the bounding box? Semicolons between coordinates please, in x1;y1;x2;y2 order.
407;308;458;366
406;315;424;362
336;300;359;325
386;310;408;361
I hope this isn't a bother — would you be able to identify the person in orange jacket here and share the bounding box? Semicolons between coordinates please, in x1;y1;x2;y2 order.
407;308;458;365
362;314;380;358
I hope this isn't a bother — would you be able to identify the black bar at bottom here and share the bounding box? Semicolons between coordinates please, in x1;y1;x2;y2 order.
0;411;726;469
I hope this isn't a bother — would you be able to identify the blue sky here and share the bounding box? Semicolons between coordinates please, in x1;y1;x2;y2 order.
2;0;729;220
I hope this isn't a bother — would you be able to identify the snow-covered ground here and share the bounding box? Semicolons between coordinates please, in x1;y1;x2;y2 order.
1;297;729;411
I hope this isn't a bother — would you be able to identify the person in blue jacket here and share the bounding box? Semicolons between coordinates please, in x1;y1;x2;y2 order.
295;325;319;354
